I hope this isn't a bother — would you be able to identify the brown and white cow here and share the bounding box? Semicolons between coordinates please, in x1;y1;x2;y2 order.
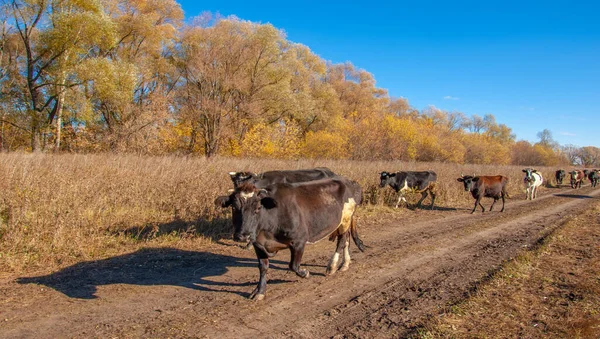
569;170;585;189
457;175;509;214
227;177;365;300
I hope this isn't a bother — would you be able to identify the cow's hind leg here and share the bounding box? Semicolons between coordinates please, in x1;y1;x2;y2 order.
327;233;347;275
429;189;436;209
416;191;428;208
500;192;506;212
489;197;498;211
289;243;310;278
250;246;270;300
339;232;352;272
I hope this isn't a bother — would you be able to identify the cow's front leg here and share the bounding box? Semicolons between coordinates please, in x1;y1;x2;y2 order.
249;246;269;300
289;243;310;278
395;193;406;208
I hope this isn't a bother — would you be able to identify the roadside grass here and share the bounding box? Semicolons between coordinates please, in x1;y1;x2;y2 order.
417;202;600;339
0;153;560;276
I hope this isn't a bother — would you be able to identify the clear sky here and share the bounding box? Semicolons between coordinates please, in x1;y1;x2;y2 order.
176;0;599;147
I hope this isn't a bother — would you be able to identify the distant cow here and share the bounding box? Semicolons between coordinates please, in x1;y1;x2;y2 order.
569;170;585;189
588;170;599;188
379;171;437;209
457;175;509;214
228;167;336;188
555;169;566;185
217;168;338;242
229;177;366;300
523;168;543;200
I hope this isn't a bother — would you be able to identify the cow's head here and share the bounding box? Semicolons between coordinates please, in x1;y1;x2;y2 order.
237;187;277;243
215;181;260;241
457;174;478;192
379;171;395;188
228;171;257;188
569;170;578;180
522;168;537;183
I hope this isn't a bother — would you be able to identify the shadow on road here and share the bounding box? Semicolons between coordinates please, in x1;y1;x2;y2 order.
16;248;295;299
553;193;594;199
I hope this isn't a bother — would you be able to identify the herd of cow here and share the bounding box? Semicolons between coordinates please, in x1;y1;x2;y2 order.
214;167;599;300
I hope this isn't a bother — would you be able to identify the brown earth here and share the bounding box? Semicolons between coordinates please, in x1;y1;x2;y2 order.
1;185;599;338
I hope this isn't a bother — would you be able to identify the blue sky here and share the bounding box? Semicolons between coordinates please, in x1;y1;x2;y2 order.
177;1;599;147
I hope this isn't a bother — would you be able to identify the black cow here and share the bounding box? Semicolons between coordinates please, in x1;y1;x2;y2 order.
569;170;585;189
588;170;599;188
217;168;338;244
555;169;566;185
379;171;437;209
229;178;365;300
457;175;509;214
228;167;336;188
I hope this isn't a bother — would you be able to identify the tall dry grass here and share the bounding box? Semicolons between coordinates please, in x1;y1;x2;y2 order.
0;153;560;275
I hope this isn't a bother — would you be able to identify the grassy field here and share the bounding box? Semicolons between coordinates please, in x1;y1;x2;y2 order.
418;202;600;339
0;153;562;275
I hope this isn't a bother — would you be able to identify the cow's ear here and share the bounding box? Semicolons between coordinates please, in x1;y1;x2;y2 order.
457;178;464;182
532;169;537;172
522;169;527;173
260;197;278;209
472;177;480;182
215;196;232;208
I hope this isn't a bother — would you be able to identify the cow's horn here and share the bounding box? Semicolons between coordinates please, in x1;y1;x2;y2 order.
227;189;234;193
228;171;237;176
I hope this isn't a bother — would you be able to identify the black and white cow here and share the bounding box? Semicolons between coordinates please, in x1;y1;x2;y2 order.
228;178;365;300
555;169;566;186
588;170;599;188
523;168;543;200
216;168;339;244
228;168;336;188
379;171;437;209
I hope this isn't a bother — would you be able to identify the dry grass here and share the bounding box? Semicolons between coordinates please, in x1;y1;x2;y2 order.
0;153;559;276
419;202;600;339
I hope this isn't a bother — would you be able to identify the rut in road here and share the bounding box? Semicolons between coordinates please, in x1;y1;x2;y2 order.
1;186;598;338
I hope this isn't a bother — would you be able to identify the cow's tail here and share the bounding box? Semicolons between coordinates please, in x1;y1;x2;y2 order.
350;216;367;252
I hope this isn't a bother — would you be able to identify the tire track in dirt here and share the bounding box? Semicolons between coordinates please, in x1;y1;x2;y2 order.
1;186;598;338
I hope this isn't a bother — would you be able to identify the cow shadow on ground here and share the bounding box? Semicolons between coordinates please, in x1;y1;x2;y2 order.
110;216;234;243
16;248;301;300
553;193;595;199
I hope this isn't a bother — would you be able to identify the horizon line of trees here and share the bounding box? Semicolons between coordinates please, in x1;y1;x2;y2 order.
1;0;598;166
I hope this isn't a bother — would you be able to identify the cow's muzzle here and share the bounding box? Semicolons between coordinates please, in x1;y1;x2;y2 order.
234;232;250;242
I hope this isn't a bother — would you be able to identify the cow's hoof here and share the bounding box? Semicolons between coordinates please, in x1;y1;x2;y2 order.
326;267;337;276
339;265;350;272
251;293;265;301
299;269;310;278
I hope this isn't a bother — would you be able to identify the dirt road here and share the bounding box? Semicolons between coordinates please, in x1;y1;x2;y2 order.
2;185;599;338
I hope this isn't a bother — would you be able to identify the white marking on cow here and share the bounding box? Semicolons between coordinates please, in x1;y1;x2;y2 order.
240;191;255;200
394;179;409;208
228;172;237;176
338;198;356;234
525;171;543;200
340;240;351;272
327;252;340;275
